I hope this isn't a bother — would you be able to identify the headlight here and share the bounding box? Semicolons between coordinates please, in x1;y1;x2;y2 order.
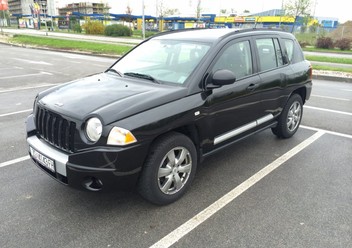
107;127;137;146
85;117;102;142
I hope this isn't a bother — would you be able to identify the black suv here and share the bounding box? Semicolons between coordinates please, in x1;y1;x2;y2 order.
26;28;312;205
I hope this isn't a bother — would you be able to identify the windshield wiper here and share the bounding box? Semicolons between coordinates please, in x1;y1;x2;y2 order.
106;68;122;77
124;72;161;84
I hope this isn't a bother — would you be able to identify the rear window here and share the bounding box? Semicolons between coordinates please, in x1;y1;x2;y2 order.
283;38;304;64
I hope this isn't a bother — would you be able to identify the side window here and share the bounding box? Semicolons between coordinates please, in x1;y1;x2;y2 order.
284;39;294;62
255;38;277;71
283;38;305;64
212;40;253;79
273;39;284;66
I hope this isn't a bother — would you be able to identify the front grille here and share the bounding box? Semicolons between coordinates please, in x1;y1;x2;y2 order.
35;107;76;152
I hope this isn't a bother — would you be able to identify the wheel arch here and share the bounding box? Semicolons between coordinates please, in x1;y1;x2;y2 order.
291;86;307;104
143;124;201;167
173;124;201;155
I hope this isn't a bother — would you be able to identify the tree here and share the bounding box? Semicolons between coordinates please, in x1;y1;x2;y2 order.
285;0;312;32
163;8;179;16
156;0;179;31
196;0;202;19
220;9;227;15
157;0;179;18
124;5;133;29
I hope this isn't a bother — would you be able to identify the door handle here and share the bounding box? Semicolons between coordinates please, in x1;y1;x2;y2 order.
246;83;258;91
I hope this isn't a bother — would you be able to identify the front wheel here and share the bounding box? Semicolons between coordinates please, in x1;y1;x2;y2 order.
272;94;303;139
138;132;197;205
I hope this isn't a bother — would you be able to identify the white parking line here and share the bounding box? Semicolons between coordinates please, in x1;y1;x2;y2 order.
311;95;350;101
0;67;23;71
0;109;32;117
0;84;59;94
13;58;53;66
0;156;30;168
304;106;352;116
301;125;352;139
0;71;53;80
150;131;325;248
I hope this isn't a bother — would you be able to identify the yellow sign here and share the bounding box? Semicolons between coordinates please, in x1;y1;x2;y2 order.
185;22;194;28
214;15;296;23
137;18;142;30
256;16;295;23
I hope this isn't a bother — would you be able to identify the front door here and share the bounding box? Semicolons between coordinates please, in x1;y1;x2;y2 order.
201;39;266;153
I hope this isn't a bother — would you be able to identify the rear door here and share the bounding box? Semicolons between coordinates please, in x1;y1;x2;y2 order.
253;35;289;117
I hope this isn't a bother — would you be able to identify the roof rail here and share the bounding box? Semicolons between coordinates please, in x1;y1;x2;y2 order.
146;26;287;40
149;27;210;39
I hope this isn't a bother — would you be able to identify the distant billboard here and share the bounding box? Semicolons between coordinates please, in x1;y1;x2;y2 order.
244;17;256;22
58;20;70;29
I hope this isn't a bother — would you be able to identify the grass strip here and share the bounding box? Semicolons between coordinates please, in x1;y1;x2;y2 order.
10;35;133;55
306;55;352;65
312;64;352;73
303;47;352;54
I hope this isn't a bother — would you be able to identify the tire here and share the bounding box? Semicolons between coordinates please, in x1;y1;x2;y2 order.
138;132;197;205
271;94;303;139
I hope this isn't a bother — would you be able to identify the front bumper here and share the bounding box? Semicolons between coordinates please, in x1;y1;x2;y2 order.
26;115;148;191
28;136;68;178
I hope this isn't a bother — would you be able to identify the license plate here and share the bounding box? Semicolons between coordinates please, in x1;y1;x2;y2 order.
29;146;55;173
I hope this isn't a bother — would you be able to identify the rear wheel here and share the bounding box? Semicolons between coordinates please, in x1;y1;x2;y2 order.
272;94;303;138
138;132;197;205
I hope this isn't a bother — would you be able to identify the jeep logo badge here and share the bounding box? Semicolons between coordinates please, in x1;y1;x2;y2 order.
55;102;64;107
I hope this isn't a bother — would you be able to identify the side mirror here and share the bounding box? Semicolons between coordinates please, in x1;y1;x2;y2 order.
207;69;236;89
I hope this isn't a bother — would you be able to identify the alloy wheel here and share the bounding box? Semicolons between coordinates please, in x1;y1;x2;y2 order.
158;147;192;195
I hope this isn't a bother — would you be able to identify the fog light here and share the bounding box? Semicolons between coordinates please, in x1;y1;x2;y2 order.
83;177;103;191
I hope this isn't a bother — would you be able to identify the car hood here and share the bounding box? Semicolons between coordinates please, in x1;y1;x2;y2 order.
38;73;188;124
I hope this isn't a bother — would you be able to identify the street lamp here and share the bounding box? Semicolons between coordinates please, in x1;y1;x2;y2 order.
41;1;48;35
279;0;284;27
142;0;145;39
0;11;4;34
0;0;8;33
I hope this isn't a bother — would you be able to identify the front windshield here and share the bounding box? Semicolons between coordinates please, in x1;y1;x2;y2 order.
112;39;211;85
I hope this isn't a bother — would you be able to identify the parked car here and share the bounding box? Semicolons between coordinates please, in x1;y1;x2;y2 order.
26;28;312;205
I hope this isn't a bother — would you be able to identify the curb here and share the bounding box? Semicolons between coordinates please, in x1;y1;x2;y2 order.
312;74;352;83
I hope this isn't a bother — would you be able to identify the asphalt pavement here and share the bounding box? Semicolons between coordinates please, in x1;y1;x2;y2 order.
0;44;351;248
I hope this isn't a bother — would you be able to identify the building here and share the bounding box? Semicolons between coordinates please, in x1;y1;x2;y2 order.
8;0;61;28
315;16;338;30
8;0;32;16
8;0;60;17
254;9;285;17
58;2;110;16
